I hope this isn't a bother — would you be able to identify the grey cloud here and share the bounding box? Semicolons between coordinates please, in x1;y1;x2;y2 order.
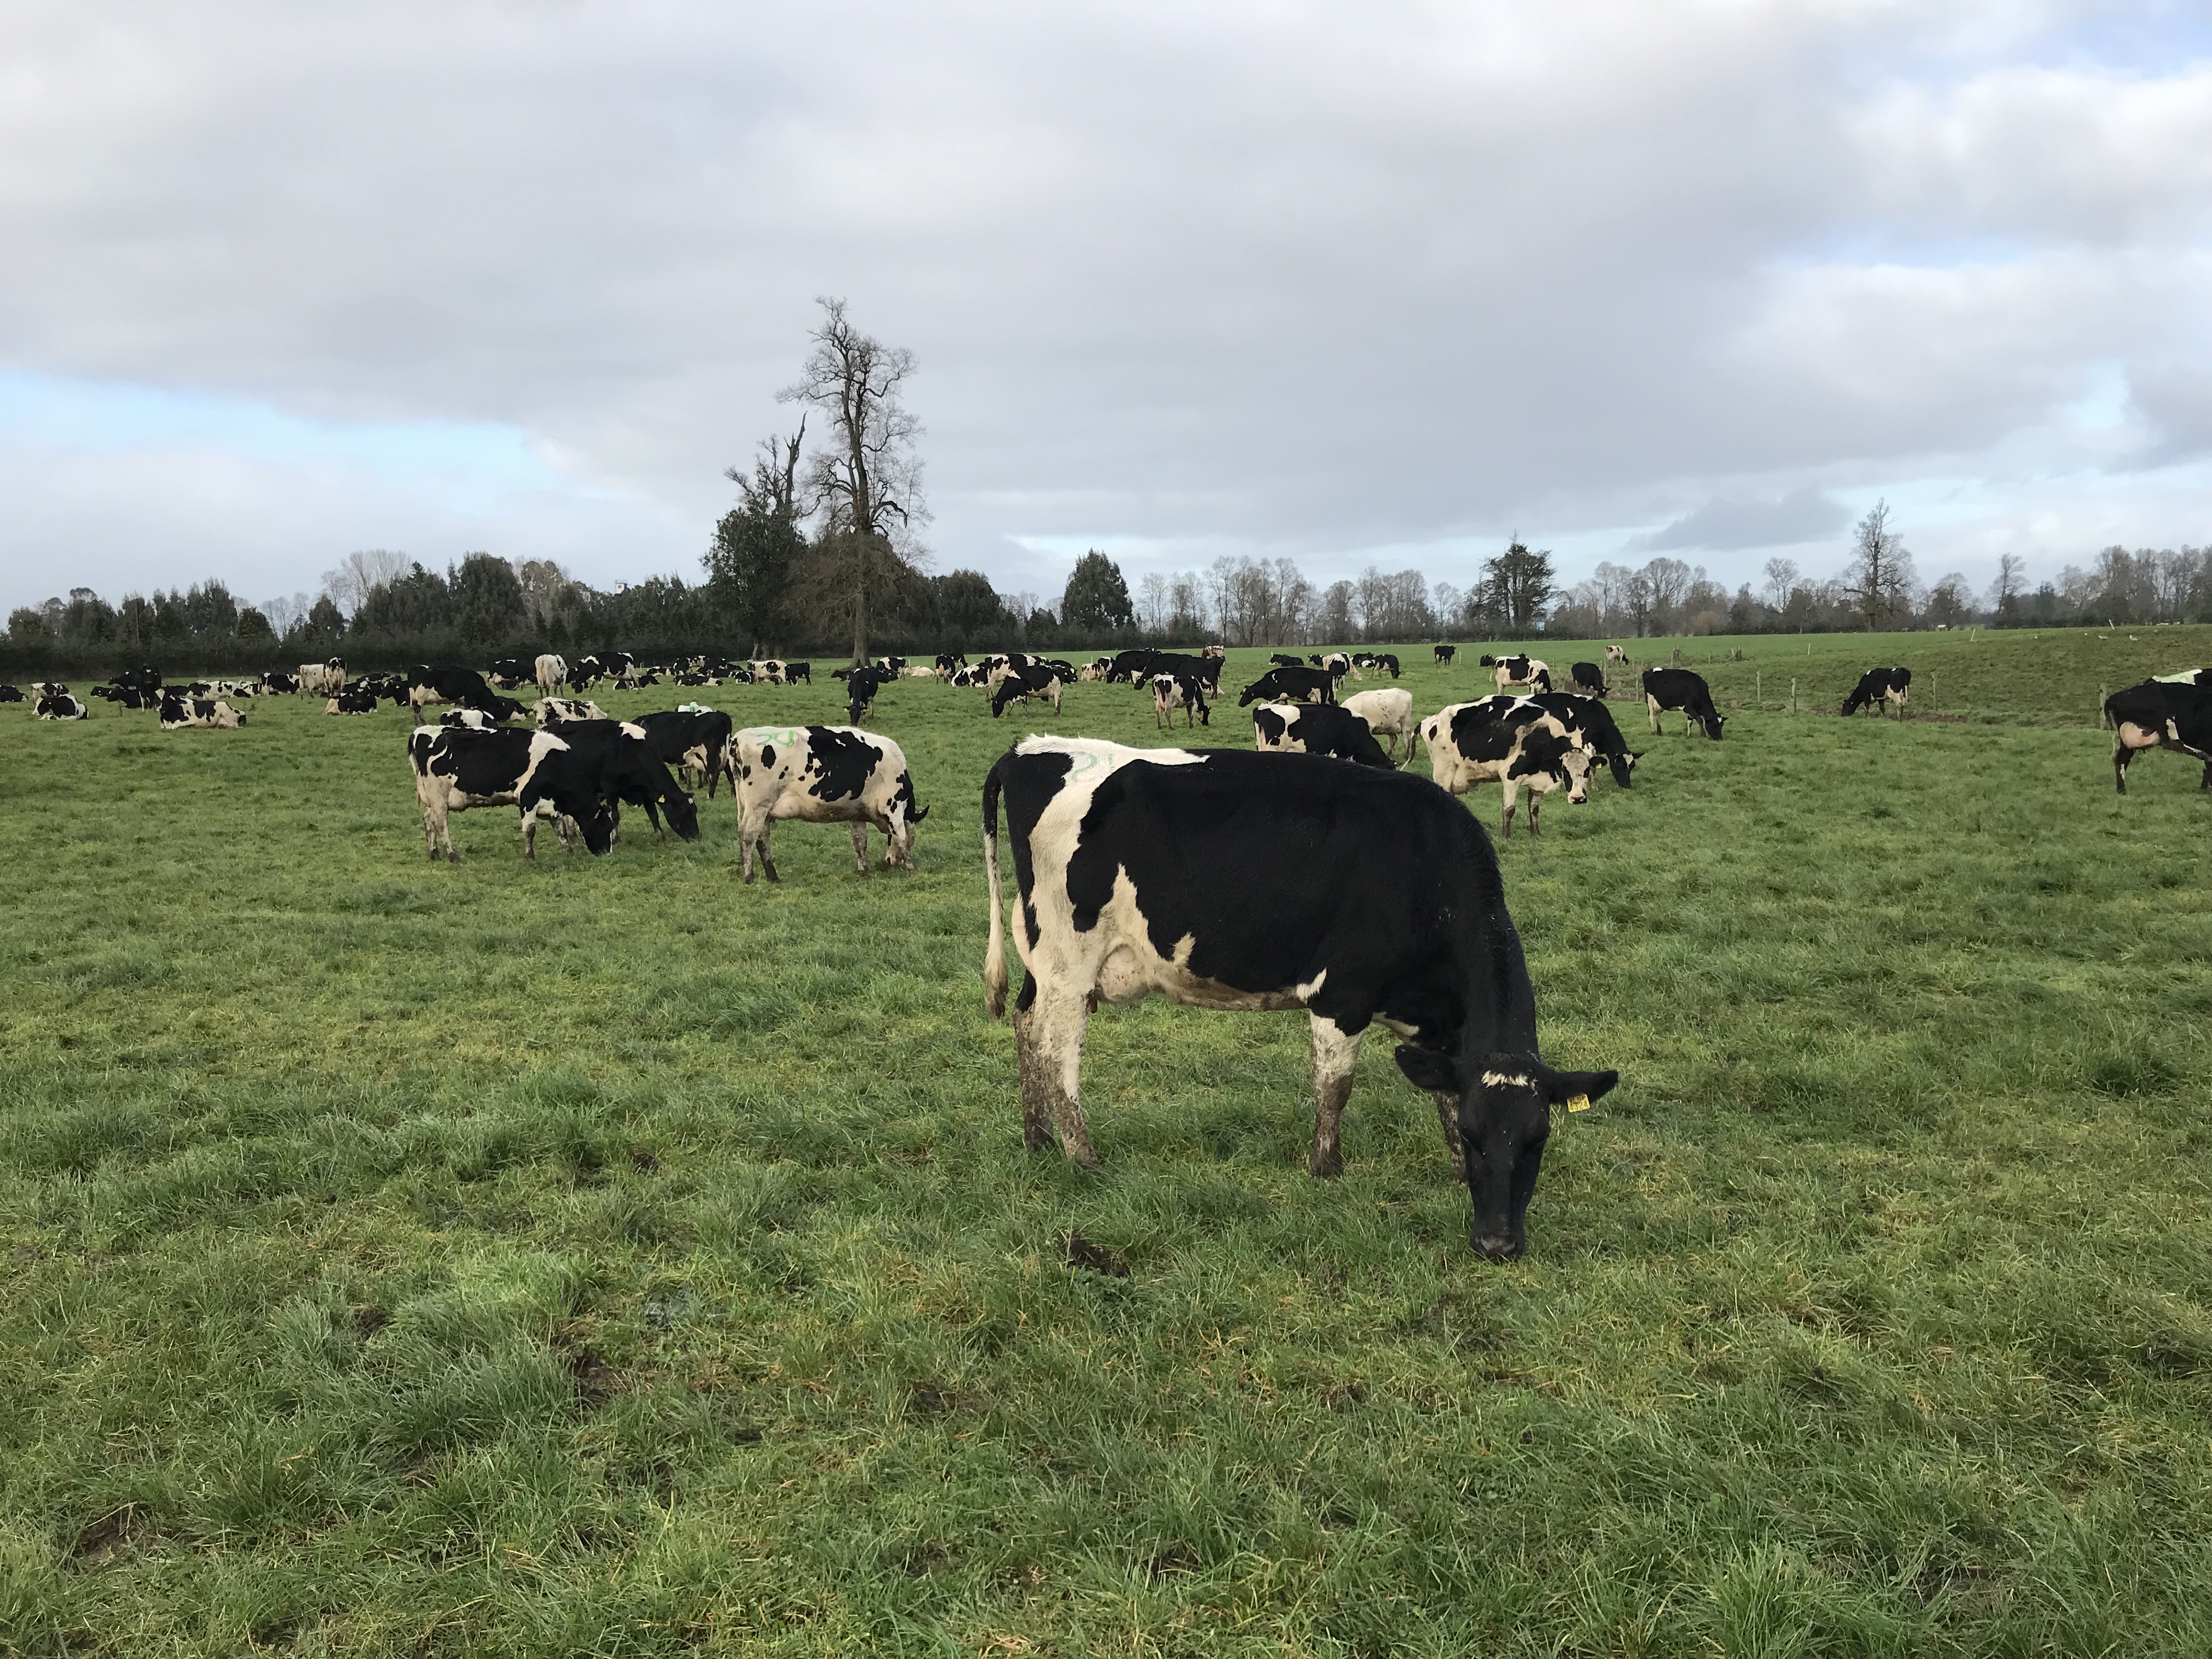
1632;489;1853;554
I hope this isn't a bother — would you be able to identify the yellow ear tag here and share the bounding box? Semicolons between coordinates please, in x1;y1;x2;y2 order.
1566;1094;1592;1113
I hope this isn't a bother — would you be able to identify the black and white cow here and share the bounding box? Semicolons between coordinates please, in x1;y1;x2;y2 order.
949;663;991;689
1841;667;1911;719
32;681;69;699
730;725;928;882
297;660;346;696
407;726;617;861
1434;645;1457;664
1420;701;1595;837
1148;651;1222;694
2154;668;2210;690
488;658;532;690
1526;691;1639;787
259;670;300;696
159;694;245;729
538;719;702;844
979;736;1619;1259
327;690;378;714
406;666;509;725
1568;662;1606;697
2106;679;2212;794
1641;668;1725;740
991;662;1064;718
35;693;88;720
1238;665;1337;706
1270;652;1306;668
440;708;499;730
844;664;895;725
935;652;968;679
0;686;22;703
1480;654;1551;694
631;707;735;797
1150;673;1211;729
1341;687;1415;757
533;696;608;727
750;659;791;684
1310;651;1357;680
1604;644;1629;665
1251;702;1393;768
1372;653;1401;679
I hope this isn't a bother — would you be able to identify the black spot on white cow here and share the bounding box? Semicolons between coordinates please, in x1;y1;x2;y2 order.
1641;668;1725;740
533;696;608;727
730;725;927;882
979;736;1618;1259
1251;702;1393;768
2106;679;2212;794
1420;700;1595;836
1842;667;1911;719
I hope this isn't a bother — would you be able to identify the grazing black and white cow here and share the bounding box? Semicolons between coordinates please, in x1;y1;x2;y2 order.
406;726;617;861
1372;653;1401;679
1251;702;1394;768
2106;680;2212;794
991;662;1065;718
1641;668;1725;739
35;693;88;720
1568;662;1606;697
1147;651;1222;693
935;652;968;679
1604;644;1629;665
0;685;22;703
1269;652;1305;668
1420;701;1595;837
844;664;895;725
538;719;702;844
533;696;608;727
1434;645;1457;664
979;736;1618;1259
405;665;506;725
1480;654;1551;694
1341;687;1415;757
535;654;568;695
327;690;379;714
784;661;811;683
1310;651;1356;680
949;663;991;689
488;658;532;690
1841;667;1912;719
159;694;245;729
729;724;927;882
1239;665;1337;706
631;707;735;797
1525;691;1639;787
1150;673;1210;729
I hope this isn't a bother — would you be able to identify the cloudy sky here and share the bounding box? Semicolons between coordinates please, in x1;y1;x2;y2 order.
3;1;2209;616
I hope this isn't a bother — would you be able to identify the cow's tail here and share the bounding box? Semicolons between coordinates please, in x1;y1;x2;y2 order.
982;754;1010;1019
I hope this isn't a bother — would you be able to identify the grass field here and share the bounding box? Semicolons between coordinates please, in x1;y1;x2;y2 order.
4;631;2211;1656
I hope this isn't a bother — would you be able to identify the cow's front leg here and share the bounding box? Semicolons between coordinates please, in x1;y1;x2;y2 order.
1031;986;1098;1167
1307;1014;1364;1178
1432;1091;1467;1183
849;821;870;873
1499;780;1519;839
1526;794;1541;837
520;806;537;859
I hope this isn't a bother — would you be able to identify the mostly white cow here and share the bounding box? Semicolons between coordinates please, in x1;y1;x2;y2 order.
979;735;1619;1259
535;654;568;695
1341;687;1414;757
729;725;928;882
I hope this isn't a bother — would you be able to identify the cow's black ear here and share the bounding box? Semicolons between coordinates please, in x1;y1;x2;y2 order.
1546;1068;1619;1110
1395;1045;1460;1094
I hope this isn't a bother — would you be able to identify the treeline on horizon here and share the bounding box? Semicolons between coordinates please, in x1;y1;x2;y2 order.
8;520;2210;680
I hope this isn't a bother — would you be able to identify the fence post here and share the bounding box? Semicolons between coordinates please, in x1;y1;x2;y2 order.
1756;670;1762;710
1791;678;1797;714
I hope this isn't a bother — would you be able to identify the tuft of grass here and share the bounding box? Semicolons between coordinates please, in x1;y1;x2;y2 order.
1;633;2209;1654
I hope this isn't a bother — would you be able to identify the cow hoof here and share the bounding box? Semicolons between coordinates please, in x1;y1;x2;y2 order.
1309;1152;1343;1179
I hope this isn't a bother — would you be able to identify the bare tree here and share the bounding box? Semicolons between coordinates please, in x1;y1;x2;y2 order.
1843;500;1915;630
781;298;927;663
320;549;410;618
1762;557;1799;612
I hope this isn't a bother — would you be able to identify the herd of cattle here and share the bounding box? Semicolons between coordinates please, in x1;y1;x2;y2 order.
15;640;2210;1260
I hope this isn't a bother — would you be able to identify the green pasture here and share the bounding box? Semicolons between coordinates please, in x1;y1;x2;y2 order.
3;634;2210;1656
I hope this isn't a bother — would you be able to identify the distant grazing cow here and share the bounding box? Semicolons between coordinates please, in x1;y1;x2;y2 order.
1151;673;1210;729
1311;651;1357;680
1526;692;1639;787
631;707;735;797
407;726;616;861
535;654;568;696
538;719;702;844
1641;668;1725;740
1434;645;1457;664
2106;679;2212;794
35;693;88;720
1341;687;1415;757
935;652;968;678
533;696;608;727
1420;702;1594;837
730;725;928;882
1568;662;1606;697
845;664;894;725
1480;653;1551;694
160;695;245;730
327;690;377;714
1147;651;1222;693
1605;644;1629;665
1252;702;1393;768
1371;653;1401;679
991;662;1065;718
1842;667;1911;719
1239;665;1336;706
979;735;1620;1258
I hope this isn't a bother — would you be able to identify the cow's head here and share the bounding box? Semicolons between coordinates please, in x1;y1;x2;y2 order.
1238;681;1274;707
1394;1047;1619;1259
1701;712;1726;741
1606;750;1643;787
663;785;702;840
1478;655;1497;668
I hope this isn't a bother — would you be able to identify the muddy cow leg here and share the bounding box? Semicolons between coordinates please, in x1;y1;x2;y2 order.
1432;1092;1468;1183
1028;984;1099;1167
1308;1014;1364;1177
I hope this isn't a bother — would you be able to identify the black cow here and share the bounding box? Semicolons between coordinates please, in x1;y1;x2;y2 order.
1372;653;1401;679
844;664;894;725
783;661;811;683
1239;665;1336;706
980;736;1618;1259
407;665;507;725
2106;680;2212;794
991;662;1065;718
327;689;378;714
1151;651;1222;692
488;658;533;690
0;686;22;703
1269;653;1305;668
1104;649;1159;685
1568;662;1606;697
1434;645;1457;664
1251;701;1392;767
407;726;617;861
1842;667;1911;719
632;708;736;797
1641;668;1725;740
541;719;702;844
260;671;300;695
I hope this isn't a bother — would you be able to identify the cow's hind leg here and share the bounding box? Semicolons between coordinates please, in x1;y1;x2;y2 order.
1030;985;1099;1167
1308;1014;1364;1177
2114;743;2132;795
1012;981;1052;1152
